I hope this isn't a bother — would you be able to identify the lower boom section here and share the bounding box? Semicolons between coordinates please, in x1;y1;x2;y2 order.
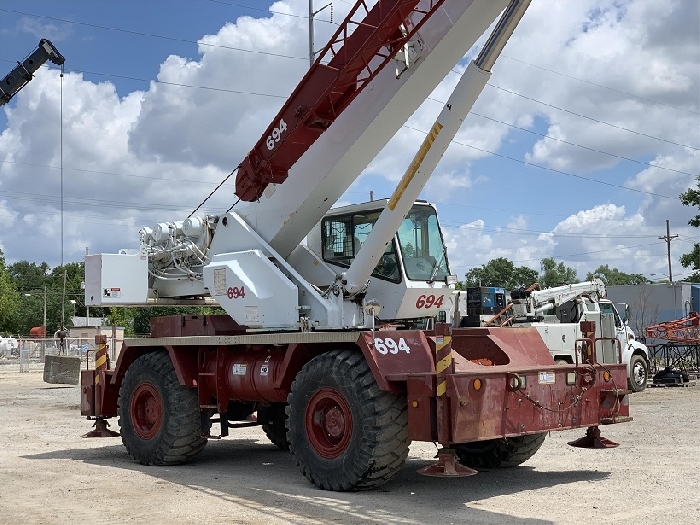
80;315;632;491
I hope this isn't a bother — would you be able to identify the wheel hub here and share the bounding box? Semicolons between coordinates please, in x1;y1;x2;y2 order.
131;382;163;440
305;388;353;459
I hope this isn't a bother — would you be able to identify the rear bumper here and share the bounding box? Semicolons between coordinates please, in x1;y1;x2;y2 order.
406;363;631;443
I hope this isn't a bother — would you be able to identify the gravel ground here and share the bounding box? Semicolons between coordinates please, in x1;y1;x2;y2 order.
0;369;698;525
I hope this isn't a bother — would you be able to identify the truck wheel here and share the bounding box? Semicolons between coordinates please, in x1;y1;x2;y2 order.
454;433;546;469
118;351;208;465
286;349;409;491
258;403;290;451
628;354;648;392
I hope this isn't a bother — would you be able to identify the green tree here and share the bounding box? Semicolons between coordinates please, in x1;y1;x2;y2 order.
586;265;649;286
0;250;21;333
464;257;538;290
106;307;136;337
679;175;700;282
7;260;50;291
539;257;577;288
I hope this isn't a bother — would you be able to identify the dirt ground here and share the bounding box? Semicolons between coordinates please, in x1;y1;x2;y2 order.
0;370;698;525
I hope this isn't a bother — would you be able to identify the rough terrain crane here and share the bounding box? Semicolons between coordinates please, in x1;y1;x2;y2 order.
81;0;632;491
1;39;64;107
461;280;650;391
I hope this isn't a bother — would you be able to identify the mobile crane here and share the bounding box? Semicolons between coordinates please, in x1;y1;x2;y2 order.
81;0;632;491
461;279;650;391
1;39;64;107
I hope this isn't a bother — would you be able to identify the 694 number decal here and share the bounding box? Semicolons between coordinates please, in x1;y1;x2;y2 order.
415;294;444;309
373;337;411;355
227;286;245;299
266;118;288;150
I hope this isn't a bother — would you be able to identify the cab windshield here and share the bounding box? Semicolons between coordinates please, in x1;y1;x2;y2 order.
320;204;449;282
396;205;449;281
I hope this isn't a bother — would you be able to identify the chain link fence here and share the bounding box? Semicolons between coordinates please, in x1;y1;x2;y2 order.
0;336;122;374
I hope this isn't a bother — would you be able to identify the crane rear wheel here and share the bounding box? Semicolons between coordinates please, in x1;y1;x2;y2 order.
454;433;547;469
118;351;209;465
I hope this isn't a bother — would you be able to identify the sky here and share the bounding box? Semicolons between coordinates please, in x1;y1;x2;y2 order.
0;0;698;284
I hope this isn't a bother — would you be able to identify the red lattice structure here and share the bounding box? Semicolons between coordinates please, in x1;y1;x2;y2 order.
235;0;448;201
645;312;700;343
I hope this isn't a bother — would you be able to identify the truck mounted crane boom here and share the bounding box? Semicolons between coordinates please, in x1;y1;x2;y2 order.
0;39;64;107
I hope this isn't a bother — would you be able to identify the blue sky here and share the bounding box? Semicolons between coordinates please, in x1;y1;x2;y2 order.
0;0;698;282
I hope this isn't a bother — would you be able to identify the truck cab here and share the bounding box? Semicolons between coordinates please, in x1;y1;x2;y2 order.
304;200;456;324
531;297;649;392
599;299;649;391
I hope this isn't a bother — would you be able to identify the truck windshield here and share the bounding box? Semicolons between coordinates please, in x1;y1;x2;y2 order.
600;302;622;328
396;205;449;281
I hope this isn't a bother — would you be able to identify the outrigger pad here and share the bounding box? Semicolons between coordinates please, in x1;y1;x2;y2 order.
568;426;619;449
82;419;120;438
418;448;478;477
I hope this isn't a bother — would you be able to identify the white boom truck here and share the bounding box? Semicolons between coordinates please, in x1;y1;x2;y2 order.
1;39;64;107
505;280;649;391
80;1;633;491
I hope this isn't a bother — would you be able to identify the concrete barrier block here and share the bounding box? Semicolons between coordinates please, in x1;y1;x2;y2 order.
43;355;81;385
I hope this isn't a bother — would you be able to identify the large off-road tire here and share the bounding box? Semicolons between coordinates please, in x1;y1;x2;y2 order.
454;433;547;469
627;354;648;392
118;351;208;465
286;350;409;491
258;403;290;451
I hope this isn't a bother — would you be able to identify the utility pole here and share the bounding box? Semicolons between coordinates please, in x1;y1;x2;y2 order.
85;247;89;328
659;219;679;283
309;1;333;67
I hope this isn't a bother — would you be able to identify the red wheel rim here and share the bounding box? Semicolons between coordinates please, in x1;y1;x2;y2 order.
130;382;163;440
305;388;353;459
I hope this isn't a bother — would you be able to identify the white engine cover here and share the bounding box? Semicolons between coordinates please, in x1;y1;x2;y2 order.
203;250;298;329
85;253;149;306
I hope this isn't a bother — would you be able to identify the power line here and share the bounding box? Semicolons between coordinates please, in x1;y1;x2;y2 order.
200;0;338;24
501;54;699;116
402;124;675;200
439;220;659;239
0;57;289;100
0;158;236;187
0;7;310;62
486;82;699;151
452;240;667;272
7;57;692;184
462;107;696;178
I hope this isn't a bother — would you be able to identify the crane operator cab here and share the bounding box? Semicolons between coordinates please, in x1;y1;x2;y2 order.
306;200;457;326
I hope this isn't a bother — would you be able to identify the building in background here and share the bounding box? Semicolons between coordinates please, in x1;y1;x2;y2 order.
70;316;125;359
606;283;700;340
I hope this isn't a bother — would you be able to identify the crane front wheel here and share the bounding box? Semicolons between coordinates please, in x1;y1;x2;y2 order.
286;350;409;491
628;354;648;392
